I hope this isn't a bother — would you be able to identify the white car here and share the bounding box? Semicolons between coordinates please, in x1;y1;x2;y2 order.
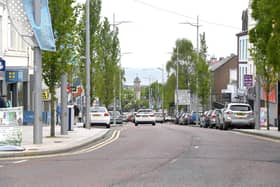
154;112;165;123
134;109;156;126
220;103;255;130
89;106;110;128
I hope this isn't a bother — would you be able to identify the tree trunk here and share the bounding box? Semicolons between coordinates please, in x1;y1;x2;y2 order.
50;87;56;137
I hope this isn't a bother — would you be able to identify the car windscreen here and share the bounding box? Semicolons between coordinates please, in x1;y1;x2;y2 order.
230;105;251;111
90;107;106;112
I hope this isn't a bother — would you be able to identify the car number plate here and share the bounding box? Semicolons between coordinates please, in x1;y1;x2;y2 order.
235;113;246;118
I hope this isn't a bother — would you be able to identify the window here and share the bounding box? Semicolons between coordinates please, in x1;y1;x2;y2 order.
8;20;27;51
0;16;2;55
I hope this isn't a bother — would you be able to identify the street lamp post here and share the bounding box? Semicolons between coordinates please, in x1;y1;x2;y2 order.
120;52;132;113
180;16;201;126
112;13;132;125
85;0;91;129
157;65;165;118
176;47;179;114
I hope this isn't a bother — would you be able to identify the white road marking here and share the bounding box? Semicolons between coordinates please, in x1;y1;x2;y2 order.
194;146;199;149
0;165;3;168
170;159;177;164
13;160;27;164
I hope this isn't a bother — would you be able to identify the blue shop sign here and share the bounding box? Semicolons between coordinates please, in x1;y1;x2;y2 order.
6;71;23;83
0;58;5;71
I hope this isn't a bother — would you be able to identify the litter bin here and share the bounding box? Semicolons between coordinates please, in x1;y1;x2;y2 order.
67;105;74;131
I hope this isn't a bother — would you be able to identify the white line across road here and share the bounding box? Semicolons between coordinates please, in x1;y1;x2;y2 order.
0;165;3;168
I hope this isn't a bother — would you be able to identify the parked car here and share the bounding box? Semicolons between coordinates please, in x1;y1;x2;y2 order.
174;112;183;124
89;106;110;128
131;112;137;123
209;109;222;128
219;103;255;130
134;109;156;126
190;111;200;124
200;111;208;127
165;114;172;121
109;110;123;124
179;112;191;125
154;112;165;123
204;110;213;128
121;112;130;122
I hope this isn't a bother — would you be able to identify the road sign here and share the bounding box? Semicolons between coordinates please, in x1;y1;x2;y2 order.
175;89;191;105
244;74;253;87
0;58;5;71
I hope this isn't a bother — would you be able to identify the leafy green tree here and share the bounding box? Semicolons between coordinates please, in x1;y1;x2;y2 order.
165;39;196;112
122;88;135;111
43;0;78;136
94;18;121;107
197;32;211;110
77;0;121;108
249;0;279;130
77;0;102;98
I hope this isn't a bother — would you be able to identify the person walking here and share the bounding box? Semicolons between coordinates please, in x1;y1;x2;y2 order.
0;95;11;108
56;103;61;125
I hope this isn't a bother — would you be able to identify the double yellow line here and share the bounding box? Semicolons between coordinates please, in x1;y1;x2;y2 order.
74;130;120;154
0;130;120;160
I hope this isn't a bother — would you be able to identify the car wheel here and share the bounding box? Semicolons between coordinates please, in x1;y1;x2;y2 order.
135;123;138;126
223;122;228;130
106;124;110;128
152;123;156;126
250;124;255;129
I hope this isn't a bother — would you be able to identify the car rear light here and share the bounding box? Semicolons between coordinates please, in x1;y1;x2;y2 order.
104;113;110;116
226;111;232;115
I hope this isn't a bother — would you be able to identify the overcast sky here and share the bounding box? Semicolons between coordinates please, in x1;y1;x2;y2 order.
79;0;249;70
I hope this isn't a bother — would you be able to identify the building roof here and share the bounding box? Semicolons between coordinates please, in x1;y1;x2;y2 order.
209;54;237;72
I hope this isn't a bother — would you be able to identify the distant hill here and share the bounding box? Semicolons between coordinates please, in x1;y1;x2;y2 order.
124;67;163;86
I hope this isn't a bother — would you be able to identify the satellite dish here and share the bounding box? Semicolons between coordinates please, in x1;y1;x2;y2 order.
6;0;38;47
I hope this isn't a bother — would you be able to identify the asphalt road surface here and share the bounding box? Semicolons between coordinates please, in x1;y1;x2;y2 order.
1;122;280;187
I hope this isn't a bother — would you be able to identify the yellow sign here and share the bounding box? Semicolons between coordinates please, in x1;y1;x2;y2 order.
42;90;49;101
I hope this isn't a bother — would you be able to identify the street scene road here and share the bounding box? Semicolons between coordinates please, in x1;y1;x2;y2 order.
1;123;280;187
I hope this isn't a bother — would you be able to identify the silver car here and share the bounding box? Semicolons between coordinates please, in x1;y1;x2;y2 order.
220;103;254;130
134;109;156;126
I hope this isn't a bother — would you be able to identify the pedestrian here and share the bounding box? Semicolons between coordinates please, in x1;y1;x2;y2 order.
74;105;80;123
0;95;11;108
5;97;12;107
56;103;61;125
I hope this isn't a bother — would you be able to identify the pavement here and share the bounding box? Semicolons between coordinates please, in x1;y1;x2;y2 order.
0;124;111;158
1;123;280;159
233;126;280;140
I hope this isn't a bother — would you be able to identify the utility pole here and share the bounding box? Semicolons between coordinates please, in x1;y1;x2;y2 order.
195;15;200;126
85;0;91;129
33;0;43;144
176;47;179;114
179;16;201;126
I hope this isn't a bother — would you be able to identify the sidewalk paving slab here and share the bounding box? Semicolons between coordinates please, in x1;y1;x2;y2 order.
0;125;111;158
